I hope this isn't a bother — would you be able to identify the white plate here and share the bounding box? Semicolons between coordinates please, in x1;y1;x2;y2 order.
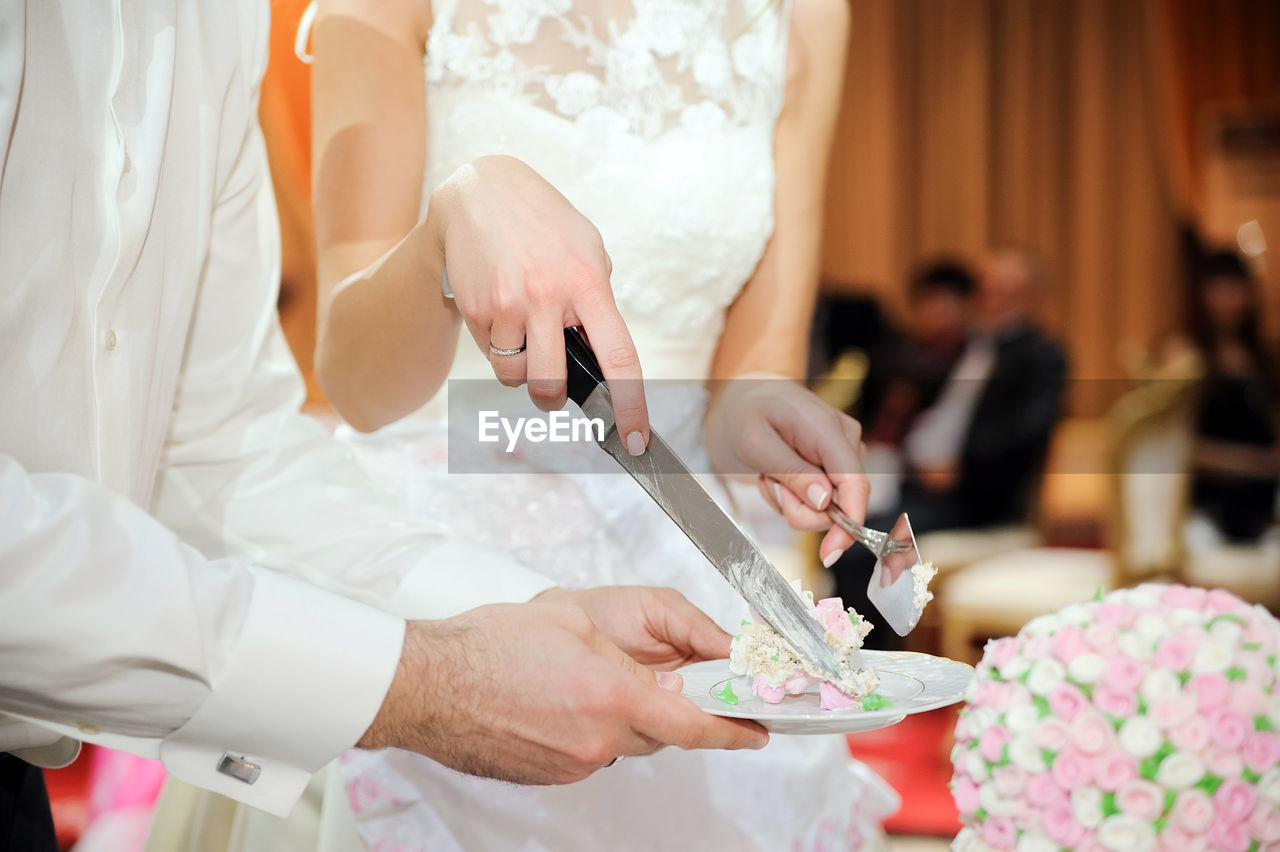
678;651;973;735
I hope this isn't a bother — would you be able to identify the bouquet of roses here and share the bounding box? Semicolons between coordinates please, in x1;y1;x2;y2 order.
951;584;1280;852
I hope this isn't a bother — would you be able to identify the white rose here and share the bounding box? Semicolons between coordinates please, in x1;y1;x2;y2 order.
979;778;1015;816
1133;613;1169;644
1117;632;1154;660
1006;704;1040;734
999;654;1031;682
1026;658;1066;696
1097;814;1157;852
1208;618;1242;645
1016;834;1059;852
1072;786;1104;828
1169;609;1201;626
1140;669;1180;704
1023;615;1056;636
1118;717;1162;758
1259;768;1280;804
1123;587;1159;609
966;750;990;783
1156;752;1204;789
952;827;990;852
1058;603;1092;625
1068;653;1106;685
1009;734;1047;773
1191;640;1232;673
951;742;967;766
969;707;997;734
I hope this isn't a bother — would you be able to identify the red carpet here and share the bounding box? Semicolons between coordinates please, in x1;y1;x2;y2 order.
847;707;961;837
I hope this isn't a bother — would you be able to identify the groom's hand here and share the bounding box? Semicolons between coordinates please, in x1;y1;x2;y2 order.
533;586;731;671
358;602;766;786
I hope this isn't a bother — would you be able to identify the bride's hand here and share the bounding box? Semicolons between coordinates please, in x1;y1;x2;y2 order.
534;586;730;671
706;376;869;568
431;155;651;455
358;603;766;785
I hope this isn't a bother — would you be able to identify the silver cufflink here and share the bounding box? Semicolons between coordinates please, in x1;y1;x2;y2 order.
217;753;262;785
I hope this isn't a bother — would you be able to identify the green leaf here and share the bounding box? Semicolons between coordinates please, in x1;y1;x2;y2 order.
974;808;987;822
1163;789;1177;815
1100;792;1119;817
1033;696;1050;718
1196;773;1224;795
1041;748;1056;767
1207;614;1247;629
1094;587;1105;602
861;694;894;711
1257;716;1277;732
713;681;739;706
1243;642;1262;651
1244;768;1262;784
1227;667;1247;681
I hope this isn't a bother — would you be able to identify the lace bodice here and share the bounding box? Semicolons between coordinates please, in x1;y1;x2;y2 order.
423;0;791;387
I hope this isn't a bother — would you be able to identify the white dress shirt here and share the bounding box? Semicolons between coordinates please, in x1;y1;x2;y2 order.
0;0;552;816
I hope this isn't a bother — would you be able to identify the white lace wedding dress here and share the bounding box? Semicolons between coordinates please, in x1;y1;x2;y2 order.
327;2;899;850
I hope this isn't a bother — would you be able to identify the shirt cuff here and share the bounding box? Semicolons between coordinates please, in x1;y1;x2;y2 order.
158;567;404;817
387;539;556;619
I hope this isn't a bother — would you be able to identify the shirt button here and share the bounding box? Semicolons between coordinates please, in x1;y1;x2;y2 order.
105;329;117;351
77;722;101;735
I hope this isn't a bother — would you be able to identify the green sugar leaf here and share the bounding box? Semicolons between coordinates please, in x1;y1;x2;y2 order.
1227;667;1247;681
1196;774;1224;796
1207;614;1247;629
1041;748;1056;767
1100;792;1119;817
1243;642;1262;651
1093;587;1105;602
1244;768;1262;784
861;694;894;711
714;681;739;706
1257;716;1277;732
1033;696;1051;718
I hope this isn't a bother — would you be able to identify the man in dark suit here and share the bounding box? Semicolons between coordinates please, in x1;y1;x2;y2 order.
832;248;1067;646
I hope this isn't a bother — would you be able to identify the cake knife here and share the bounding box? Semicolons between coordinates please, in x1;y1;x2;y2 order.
563;327;863;685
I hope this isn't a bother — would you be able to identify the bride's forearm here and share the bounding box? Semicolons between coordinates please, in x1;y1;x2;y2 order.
705;372;791;479
316;207;463;433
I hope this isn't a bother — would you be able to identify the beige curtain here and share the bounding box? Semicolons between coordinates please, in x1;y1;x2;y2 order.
822;0;1186;415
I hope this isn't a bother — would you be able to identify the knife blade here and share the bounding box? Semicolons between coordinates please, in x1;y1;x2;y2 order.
563;328;863;687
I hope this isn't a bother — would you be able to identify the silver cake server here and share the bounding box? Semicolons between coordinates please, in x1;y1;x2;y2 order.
825;507;927;636
563;328;864;684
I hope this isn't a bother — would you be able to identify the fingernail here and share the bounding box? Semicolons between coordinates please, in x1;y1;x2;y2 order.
822;549;844;568
806;483;829;509
771;482;785;506
626;431;646;457
656;671;681;691
753;735;769;750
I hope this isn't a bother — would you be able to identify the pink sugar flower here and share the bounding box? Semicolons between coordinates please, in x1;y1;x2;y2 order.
951;775;980;814
1206;816;1251;852
1171;789;1215;834
985;636;1020;669
1153;634;1196;671
818;681;854;710
753;674;785;704
1188;672;1231;713
1034;718;1071;751
1206;588;1241;614
1160;585;1207;610
1214;777;1259;824
1026;772;1068;808
1208;707;1251;751
784;672;816;694
1115;779;1164;821
973;680;1002;706
1101;656;1145;695
1050;746;1093;790
979;725;1013;763
1160;828;1209;852
1149;694;1196;730
1093;687;1137;719
1084;623;1119;655
993;765;1027;799
1023;635;1052;660
1092;751;1138;792
1069;711;1114;755
982;816;1017;850
1041;804;1086;847
1050;624;1091;663
1048;682;1088;722
1242;731;1280;775
1204;749;1243;779
1230;682;1266;717
1096;602;1137;628
1168;715;1210;753
1248;800;1280;843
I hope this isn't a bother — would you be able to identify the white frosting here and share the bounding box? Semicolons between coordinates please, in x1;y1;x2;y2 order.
911;560;938;611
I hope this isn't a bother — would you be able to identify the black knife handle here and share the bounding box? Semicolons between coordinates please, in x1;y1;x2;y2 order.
565;327;607;408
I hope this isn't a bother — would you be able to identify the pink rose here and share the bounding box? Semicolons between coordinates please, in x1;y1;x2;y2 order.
1096;602;1136;628
1208;707;1251;751
1206;588;1241;614
982;816;1017;850
1168;715;1210;753
1242;731;1280;774
1085;623;1119;655
1051;625;1091;663
753;675;785;704
1074;837;1108;852
1150;695;1196;730
980;725;1013;763
1035;718;1071;751
1207;816;1251;852
814;598;851;635
784;672;816;694
1101;656;1145;694
818;681;853;710
1171;789;1215;834
951;775;980;814
1092;751;1138;792
1214;778;1258;824
985;636;1020;669
1048;683;1088;722
1023;636;1052;660
1161;585;1207;610
1188;672;1231;713
993;765;1027;799
1094;687;1137;719
1026;772;1068;808
1115;779;1164;821
1041;805;1086;847
1153;634;1197;671
1070;711;1114;755
973;681;1003;707
1204;749;1243;779
1230;682;1266;717
1248;800;1280;843
997;682;1033;714
1051;746;1093;790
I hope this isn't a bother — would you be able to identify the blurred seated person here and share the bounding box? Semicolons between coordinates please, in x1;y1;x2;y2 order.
833;248;1067;647
1166;250;1279;544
